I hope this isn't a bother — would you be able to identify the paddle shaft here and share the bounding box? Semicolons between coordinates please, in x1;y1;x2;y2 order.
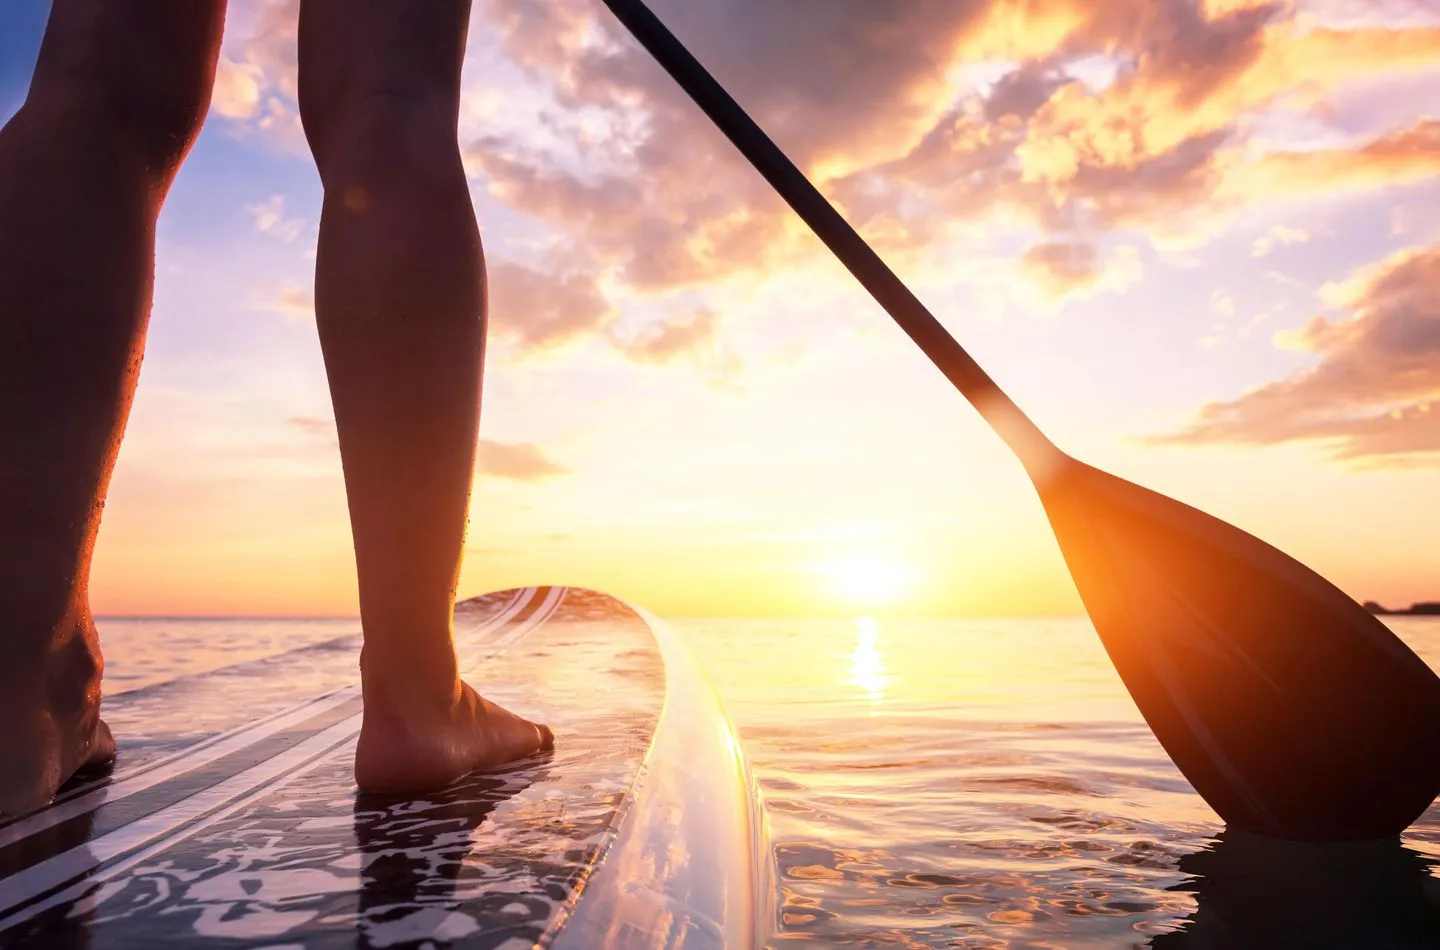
601;0;1056;469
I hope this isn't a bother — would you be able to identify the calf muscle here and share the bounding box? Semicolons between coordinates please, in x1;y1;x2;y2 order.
0;0;225;813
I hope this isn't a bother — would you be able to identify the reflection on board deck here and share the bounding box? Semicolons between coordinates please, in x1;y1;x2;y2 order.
0;586;773;949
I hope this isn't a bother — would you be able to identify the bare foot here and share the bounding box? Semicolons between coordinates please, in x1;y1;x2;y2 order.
355;676;553;795
0;620;116;816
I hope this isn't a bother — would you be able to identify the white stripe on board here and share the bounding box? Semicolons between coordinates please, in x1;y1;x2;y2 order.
453;586;537;650
482;586;567;654
0;587;566;925
4;684;353;822
0;718;359;929
0;587;539;854
0;689;360;854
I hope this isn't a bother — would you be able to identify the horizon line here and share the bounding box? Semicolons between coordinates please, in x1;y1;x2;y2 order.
92;610;1091;622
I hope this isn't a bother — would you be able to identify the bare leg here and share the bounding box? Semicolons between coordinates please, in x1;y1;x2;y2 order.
0;1;225;813
298;0;551;793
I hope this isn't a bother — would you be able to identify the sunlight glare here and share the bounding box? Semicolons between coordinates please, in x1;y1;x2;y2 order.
849;616;890;705
820;557;919;606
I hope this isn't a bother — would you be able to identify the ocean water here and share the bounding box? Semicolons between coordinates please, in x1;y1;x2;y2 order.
95;613;1440;948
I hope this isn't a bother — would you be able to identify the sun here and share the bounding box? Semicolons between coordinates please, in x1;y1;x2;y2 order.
818;557;919;605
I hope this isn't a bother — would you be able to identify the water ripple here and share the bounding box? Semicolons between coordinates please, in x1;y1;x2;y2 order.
679;616;1440;948
94;613;1440;947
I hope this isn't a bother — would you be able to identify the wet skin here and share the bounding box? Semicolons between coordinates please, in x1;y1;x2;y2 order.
0;0;550;815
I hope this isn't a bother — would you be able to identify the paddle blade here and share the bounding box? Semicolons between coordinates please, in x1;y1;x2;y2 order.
1038;459;1440;841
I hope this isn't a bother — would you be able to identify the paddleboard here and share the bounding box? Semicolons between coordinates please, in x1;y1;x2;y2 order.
0;586;773;949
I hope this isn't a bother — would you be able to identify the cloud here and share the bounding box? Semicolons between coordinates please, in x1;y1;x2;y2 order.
607;308;742;385
478;0;1292;290
1017;3;1280;163
1228;118;1440;198
612;308;721;364
842;5;1437;246
1151;244;1440;463
267;285;314;322
1295;0;1440;29
486;260;612;350
984;64;1072;122
928;7;1440;240
246;195;304;242
211;0;304;150
466;0;1001;293
1019;241;1096;297
465;143;787;293
212;58;264;119
1251;224;1310;257
1017;240;1142;302
216;0;1440;297
476;439;570;481
288;416;334;440
825;103;1026;249
489;0;993;174
286;417;569;481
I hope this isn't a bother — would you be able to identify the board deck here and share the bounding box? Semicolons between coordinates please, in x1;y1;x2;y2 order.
0;587;769;949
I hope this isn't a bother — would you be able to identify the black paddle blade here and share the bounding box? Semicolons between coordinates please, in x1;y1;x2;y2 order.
1039;458;1440;841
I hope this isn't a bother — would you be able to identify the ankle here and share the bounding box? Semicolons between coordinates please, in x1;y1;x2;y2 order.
45;629;104;717
0;617;103;724
359;639;460;713
0;596;96;666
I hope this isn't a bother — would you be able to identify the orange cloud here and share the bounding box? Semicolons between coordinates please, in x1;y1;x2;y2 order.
1251;224;1310;257
1227;118;1440;197
1002;14;1440;235
282;419;568;481
790;3;1440;248
280;420;567;483
491;0;991;174
476;439;570;481
607;308;741;383
268;285;314;323
212;57;264;120
211;0;304;150
486;260;612;350
1017;18;1440;179
1152;244;1440;463
613;309;721;364
216;0;1440;307
465;139;792;293
469;0;1004;294
1017;240;1142;302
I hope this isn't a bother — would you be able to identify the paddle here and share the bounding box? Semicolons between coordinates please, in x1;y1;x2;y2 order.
600;0;1440;842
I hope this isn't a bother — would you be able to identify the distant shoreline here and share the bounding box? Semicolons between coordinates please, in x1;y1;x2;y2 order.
1364;601;1440;617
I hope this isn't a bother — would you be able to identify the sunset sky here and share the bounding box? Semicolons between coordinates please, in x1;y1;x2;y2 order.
1;0;1438;618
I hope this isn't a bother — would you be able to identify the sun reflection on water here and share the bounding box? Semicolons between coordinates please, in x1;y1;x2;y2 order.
848;617;890;706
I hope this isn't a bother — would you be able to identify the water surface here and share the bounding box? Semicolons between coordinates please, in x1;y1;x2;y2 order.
97;614;1440;947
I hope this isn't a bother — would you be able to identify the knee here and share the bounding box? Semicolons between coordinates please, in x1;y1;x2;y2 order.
27;70;211;176
301;87;464;189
